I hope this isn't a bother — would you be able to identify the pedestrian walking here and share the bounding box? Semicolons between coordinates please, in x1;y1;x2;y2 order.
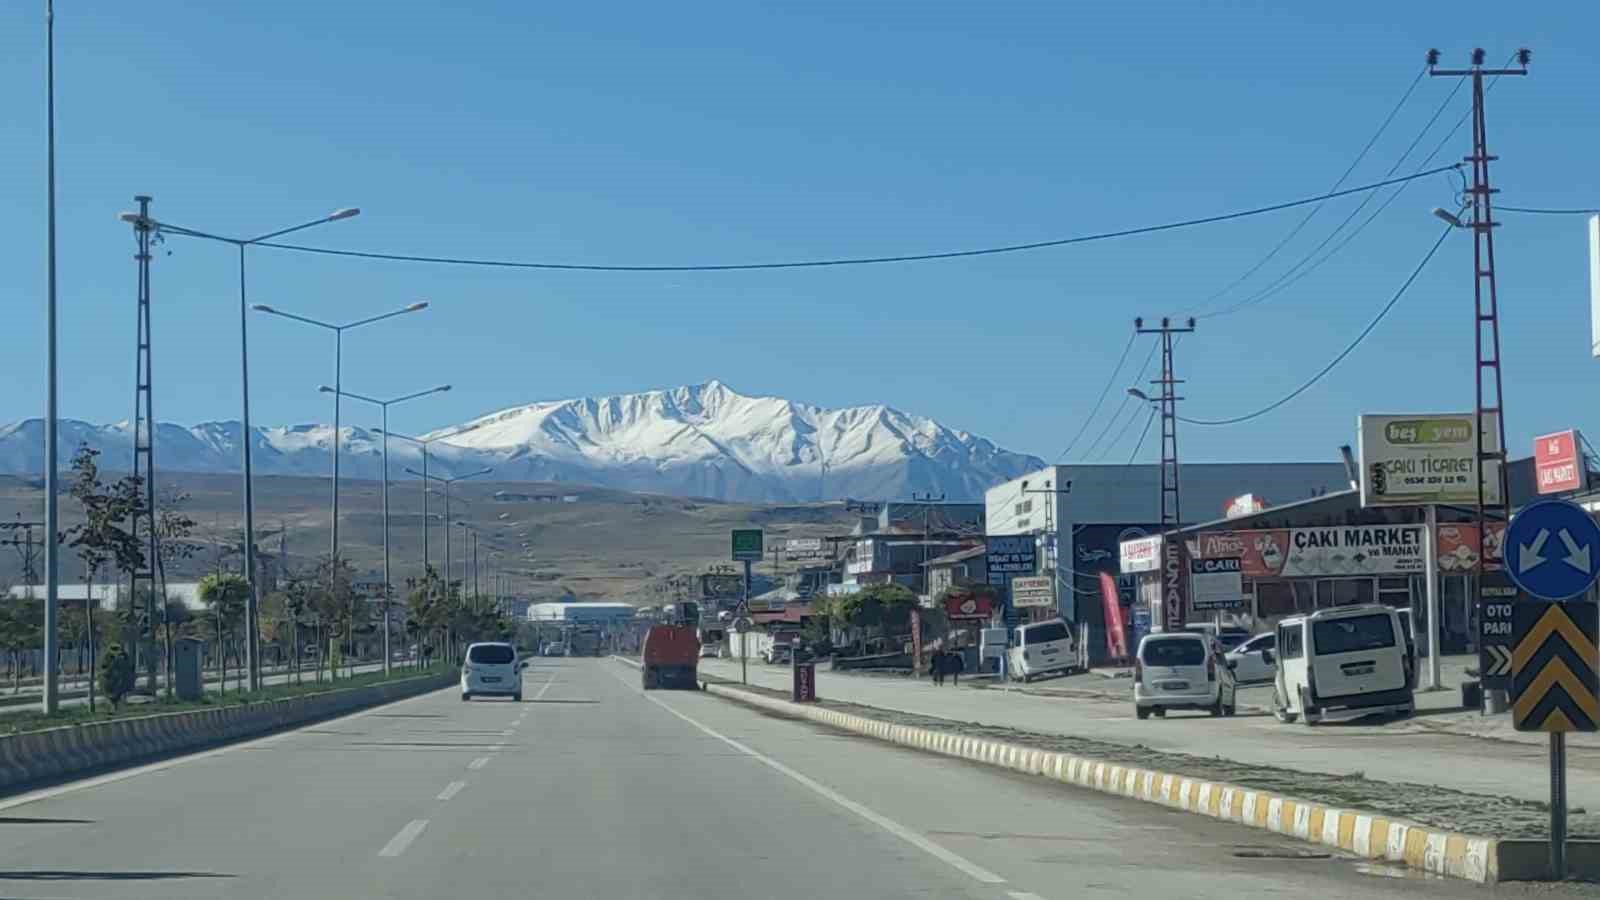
930;649;945;686
949;648;964;687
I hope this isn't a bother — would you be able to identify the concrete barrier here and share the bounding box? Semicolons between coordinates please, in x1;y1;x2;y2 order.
682;668;1595;883
0;671;454;794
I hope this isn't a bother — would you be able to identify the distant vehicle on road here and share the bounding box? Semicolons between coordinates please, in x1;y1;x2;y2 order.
461;642;526;702
1268;605;1413;725
699;642;721;658
642;624;699;690
1224;632;1276;684
1134;632;1236;719
763;641;794;665
543;642;567;657
1006;618;1078;682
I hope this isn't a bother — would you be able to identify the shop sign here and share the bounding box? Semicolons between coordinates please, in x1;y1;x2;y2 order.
1188;525;1425;578
985;535;1038;587
1224;493;1267;518
1163;538;1188;630
1358;413;1502;507
1435;521;1505;573
1119;534;1162;574
784;537;830;562
1535;430;1588;495
1010;575;1056;609
943;590;994;620
1189;557;1243;610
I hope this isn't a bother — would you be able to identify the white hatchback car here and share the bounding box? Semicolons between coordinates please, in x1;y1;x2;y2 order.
461;642;525;702
1134;632;1237;719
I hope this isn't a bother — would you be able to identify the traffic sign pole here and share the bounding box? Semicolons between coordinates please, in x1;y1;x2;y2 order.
741;558;751;687
1552;731;1567;879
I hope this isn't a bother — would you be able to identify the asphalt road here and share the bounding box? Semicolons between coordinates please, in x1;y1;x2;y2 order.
0;657;1586;899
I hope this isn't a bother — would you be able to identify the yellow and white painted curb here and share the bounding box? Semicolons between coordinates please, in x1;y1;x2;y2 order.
691;675;1500;883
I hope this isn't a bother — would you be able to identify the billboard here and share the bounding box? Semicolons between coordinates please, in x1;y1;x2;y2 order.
943;590;994;620
1189;557;1243;610
1358;413;1502;507
1436;521;1505;572
1534;430;1588;495
784;537;830;562
731;529;764;561
1119;534;1163;574
984;535;1037;588
1186;525;1425;578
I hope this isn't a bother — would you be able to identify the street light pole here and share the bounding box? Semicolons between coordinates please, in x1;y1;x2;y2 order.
378;423;480;588
406;466;491;659
323;385;450;677
118;206;360;692
256;301;428;669
42;0;60;714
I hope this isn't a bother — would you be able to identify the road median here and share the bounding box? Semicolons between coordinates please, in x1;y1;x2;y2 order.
674;661;1595;883
0;668;455;794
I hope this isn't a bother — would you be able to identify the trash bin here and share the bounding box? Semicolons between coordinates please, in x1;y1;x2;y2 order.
1462;679;1483;711
174;637;204;700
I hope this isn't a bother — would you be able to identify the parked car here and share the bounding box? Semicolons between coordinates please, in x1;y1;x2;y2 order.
1224;632;1277;684
699;642;722;658
545;641;567;657
1183;622;1252;651
1005;618;1078;682
461;642;526;702
1134;632;1237;719
1267;604;1413;725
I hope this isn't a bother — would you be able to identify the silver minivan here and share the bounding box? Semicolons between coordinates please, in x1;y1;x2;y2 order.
1267;605;1413;724
1134;632;1237;719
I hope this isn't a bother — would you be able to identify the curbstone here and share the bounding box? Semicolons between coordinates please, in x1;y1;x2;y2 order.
696;678;1515;883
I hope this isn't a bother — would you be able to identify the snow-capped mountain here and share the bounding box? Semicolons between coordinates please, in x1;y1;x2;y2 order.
0;381;1044;503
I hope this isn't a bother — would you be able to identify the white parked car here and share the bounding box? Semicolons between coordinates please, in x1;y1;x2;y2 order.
461;642;526;702
1134;632;1237;719
1005;618;1078;682
1268;605;1413;725
1224;632;1277;684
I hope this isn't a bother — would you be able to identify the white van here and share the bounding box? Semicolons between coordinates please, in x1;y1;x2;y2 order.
1006;618;1077;682
1267;605;1413;725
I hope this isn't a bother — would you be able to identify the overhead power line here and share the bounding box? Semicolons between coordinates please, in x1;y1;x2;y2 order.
1055;332;1136;461
1126;407;1159;463
1500;205;1600;215
1184;67;1428;316
1180;224;1453;426
154;167;1458;273
1080;338;1161;460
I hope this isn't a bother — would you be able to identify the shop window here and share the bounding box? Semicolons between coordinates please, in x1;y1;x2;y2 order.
1316;578;1374;608
1255;581;1299;618
1378;576;1411;609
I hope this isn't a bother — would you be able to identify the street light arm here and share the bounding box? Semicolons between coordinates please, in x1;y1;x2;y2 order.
247;209;361;244
255;306;338;330
341;302;428;331
390;385;451;405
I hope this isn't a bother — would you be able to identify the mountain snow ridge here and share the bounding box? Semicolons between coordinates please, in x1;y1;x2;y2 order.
0;381;1043;502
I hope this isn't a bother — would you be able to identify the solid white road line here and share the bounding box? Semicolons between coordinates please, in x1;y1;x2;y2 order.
616;669;1006;887
436;780;466;801
1008;892;1048;900
0;684;451;813
468;757;490;770
378;819;429;857
501;728;515;735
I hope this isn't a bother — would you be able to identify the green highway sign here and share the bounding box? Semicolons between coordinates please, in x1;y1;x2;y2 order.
731;529;764;561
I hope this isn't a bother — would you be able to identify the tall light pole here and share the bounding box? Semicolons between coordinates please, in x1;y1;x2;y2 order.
116;207;360;692
406;467;490;656
42;0;59;714
255;302;429;657
376;423;480;586
321;385;450;676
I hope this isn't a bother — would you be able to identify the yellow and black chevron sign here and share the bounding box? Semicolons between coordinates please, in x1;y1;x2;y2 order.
1511;601;1600;733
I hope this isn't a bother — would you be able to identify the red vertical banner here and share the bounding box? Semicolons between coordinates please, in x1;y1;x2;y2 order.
1099;572;1128;660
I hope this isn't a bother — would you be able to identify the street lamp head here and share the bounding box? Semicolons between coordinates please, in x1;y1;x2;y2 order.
1431;207;1465;228
405;302;429;312
1127;387;1151;402
318;385;336;394
251;304;275;313
328;207;361;221
436;385;452;393
117;211;144;224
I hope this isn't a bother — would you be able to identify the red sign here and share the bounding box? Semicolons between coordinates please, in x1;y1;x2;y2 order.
1099;572;1129;660
1436;521;1506;572
1535;430;1587;495
944;591;993;620
1189;530;1290;578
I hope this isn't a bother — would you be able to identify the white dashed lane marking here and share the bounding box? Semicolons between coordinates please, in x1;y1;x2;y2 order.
436;780;466;801
378;819;429;857
468;757;489;770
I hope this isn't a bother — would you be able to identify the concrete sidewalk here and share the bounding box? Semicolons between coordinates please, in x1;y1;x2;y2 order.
699;656;1600;810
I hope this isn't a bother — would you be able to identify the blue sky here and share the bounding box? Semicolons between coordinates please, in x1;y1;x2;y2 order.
1;1;1596;467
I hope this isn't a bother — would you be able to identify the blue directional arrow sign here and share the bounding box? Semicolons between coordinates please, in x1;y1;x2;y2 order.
1505;499;1600;601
